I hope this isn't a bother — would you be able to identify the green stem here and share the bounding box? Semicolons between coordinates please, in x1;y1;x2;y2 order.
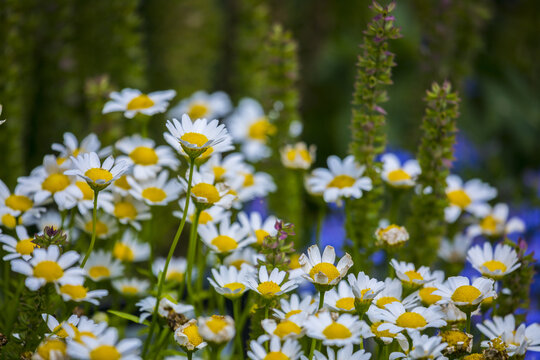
185;208;201;311
142;158;195;357
187;352;193;360
316;204;325;248
6;276;25;335
232;299;244;360
466;311;471;334
80;191;99;267
308;291;326;358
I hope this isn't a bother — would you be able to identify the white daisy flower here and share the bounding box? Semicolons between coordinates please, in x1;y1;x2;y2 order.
65;152;129;192
67;326;142;359
180;170;235;209
173;197;229;225
128;170;181;206
433;276;496;311
57;282;108;305
199;153;247;183
280;142;316;170
246;265;298;299
347;271;386;306
116;135;179;180
0;179;45;226
368;320;407;346
390;259;436;287
261;314;307;340
33;337;68;360
69;316;108;343
324;280;357;313
208;265;251;299
227;98;275;162
307;155;372;205
223;247;264;271
273;294;317;320
477;314;540;356
112;231;151;262
416;270;446;307
444;175;497;223
238;211;278;246
375;220;409;247
52;132;110;161
106;193;151;231
43;313;80;339
151;257;188;283
467;203;526;238
309;345;371;360
371;302;446;334
298;245;353;288
111;174;133;196
169;90;231;121
68;182;114;215
438;233;472;263
103;88;176;118
199;218;252;255
174;319;207;352
11;245;85;290
305;312;372;346
137;296;194;323
198;315;235;344
0;225;38;261
390;332;447;359
84;250;124;281
381;153;421;188
75;212;118;239
112;278;150;297
247;336;303;360
467;242;520;279
440;303;467;324
165;114;233;160
228;166;276;206
371;278;418;310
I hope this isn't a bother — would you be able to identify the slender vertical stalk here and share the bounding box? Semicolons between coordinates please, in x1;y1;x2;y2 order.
81;191;99;267
186;208;201;308
308;290;326;358
232;299;245;360
316;205;324;247
466;311;471;333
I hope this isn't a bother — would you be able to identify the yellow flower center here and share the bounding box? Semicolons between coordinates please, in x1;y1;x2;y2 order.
181;132;209;147
183;323;203;346
74;331;97;343
59;284;88;300
37;339;67;359
188;102;209;120
213;166;226;181
482;260;507;273
191;183;220;203
197;211;213;225
142;187;167;203
89;344;121;360
378;224;401;236
335;297;355;311
452;285;481;303
274;320;302;338
441;330;470;347
480;215;500;233
463;355;484;360
33;261;64;282
15;239;37;255
88;266;111;280
286;149;311;163
229;259;247;270
206;315;228;334
248;117;276;141
126;94;154;111
85;168;113;183
52;324;72;338
167;271;184;283
76;181;94;200
358;288;372;300
2;213;17;228
257;281;281;296
130;146;158;165
264;352;289;360
243;173;255;187
121;285;139;295
309;262;340;283
224;282;245;293
5;194;33;211
327;175;356;189
255;229;270;245
114;175;131;190
211;235;238;253
404;270;423;282
376;296;400;308
85;220;108;237
114;201;138;219
42;173;70;193
322;322;352;339
289;254;300;269
419;287;442;305
396;312;427;329
113;243;135;262
371;321;396;339
447;189;472;209
387;169;411;183
285;310;302;318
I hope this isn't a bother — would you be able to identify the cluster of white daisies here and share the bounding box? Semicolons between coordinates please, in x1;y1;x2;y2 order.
0;88;536;360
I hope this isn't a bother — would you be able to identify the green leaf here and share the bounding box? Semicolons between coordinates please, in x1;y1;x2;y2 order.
108;310;150;326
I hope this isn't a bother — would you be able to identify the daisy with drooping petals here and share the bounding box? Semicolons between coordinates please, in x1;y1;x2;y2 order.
0;179;45;227
440;303;467;324
381;153;421;188
137;296;194;323
57;282;108;305
477;314;540;356
273;294;317;320
371;278;418;310
390;259;436;288
75;212;118;239
112;278;150;297
390;332;447;359
11;245;85;290
152;257;188;283
307;155;372;205
467;203;526;238
238;211;278;246
107;193;151;231
34;337;68;360
261;314;307;340
433;276;496;312
128;171;181;206
228;165;276;205
169;90;231;121
112;231;150;263
43;313;80;339
52;132;110;161
467;242;520;279
103;88;176;118
223;247;264;271
199;153;247;183
444;175;497;223
84;250;124;281
208;265;251;299
174;319;208;352
0;225;38;261
247;336;303;360
246;265;298;299
347;271;386;307
371;302;446;334
198;315;235;344
173;197;229;225
305;312;372;346
116;135;179;180
280;142;316;170
375;220;409;248
66;152;129;192
199;218;252;255
180;170;234;209
438;232;472;263
325;280;357;313
67;326;142;359
299;245;353;288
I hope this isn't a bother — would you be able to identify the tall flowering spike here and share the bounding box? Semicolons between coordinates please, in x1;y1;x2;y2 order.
407;81;460;264
345;1;401;266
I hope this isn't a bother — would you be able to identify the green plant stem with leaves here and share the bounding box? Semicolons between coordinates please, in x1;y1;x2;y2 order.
80;190;99;267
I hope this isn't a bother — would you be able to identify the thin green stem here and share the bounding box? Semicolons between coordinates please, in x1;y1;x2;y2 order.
6;276;24;335
186;208;201;309
187;352;193;360
142;158;195;357
80;191;99;267
308;291;326;358
232;299;244;360
466;311;471;334
316;204;325;248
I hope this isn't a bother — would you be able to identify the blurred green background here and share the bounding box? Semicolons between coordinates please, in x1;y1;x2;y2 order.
1;0;539;200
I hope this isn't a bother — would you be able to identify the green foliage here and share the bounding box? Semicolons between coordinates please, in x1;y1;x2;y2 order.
407;81;460;265
258;220;296;272
345;1;401;268
33;227;68;248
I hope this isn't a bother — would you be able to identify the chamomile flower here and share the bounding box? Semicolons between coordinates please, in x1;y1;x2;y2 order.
115;135;179;180
175;319;207;352
223;247;264;270
107;193;151;231
34;337;68;360
84;250;124;281
67;326;142;359
128;170;181;206
307;155;372;205
261;314;307;340
280;142;316;170
180;170;234;209
381;153;421;188
371;278;419;310
440;303;467;324
238;211;278;246
57;283;108;305
75;212;118;239
375;220;409;248
433;276;496;312
227;98;276;162
69;316;108;343
228;166;276;205
169;90;231;121
69;182;114;215
305;312;371;346
111;175;133;196
152;257;187;283
444;175;497;223
390;259;436;288
173;197;229;225
477;314;540;356
103;88;176;118
112;278;150;297
198;315;235;344
137;296;194;323
165;114;233;159
43;314;80;339
112;231;150;262
0;225;38;261
438;233;472;263
66;152;129;192
416;270;445;307
298;245;353;288
247;336;303;360
371;302;446;334
467;203;525;238
390;332;447;359
0;179;45;226
199;218;252;255
11;245;85;290
208;265;251;299
467;242;520;279
246;265;298;299
347;272;386;307
325;280;356;312
310;345;372;360
52;132;110;161
199;153;246;183
273;294;317;320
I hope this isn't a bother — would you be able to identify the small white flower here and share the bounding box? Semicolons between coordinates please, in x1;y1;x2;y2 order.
370;278;419;310
325;280;357;312
57;283;108;305
199;153;247;183
228;166;276;206
68;182;114;216
75;212;118;239
280;142;316;170
0;225;38;261
273;294;317;320
371;302;446;334
112;231;150;262
467;203;526;238
33;338;68;360
390;259;436;287
433;276;496;311
477;314;540;356
137;296;194;323
222;247;263;271
198;315;235;344
65;152;129;192
152;257;187;283
238;211;278;246
246;265;298;299
174;319;207;352
381;153;421;188
128;171;181;206
43;313;80;339
444;175;497;223
106;193;151;231
52;132;110;160
247;336;303;360
305;312;372;346
112;278;150;297
67;326;142;359
438;233;472;263
179;169;235;208
390;332;447;359
199;218;252;255
103;88;176;118
169;90;231;121
310;345;371;360
208;265;251;299
261;314;307;340
416;270;446;307
84;250;124;281
375;221;409;247
173;197;229;225
467;242;520;279
298;245;353;287
347;271;386;304
0;179;45;225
